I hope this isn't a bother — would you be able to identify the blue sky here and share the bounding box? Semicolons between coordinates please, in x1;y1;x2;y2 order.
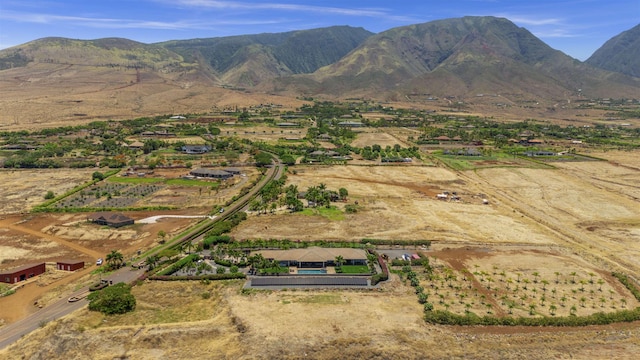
0;0;638;60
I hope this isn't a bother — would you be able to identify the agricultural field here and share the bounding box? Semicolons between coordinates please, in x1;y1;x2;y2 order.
400;247;640;318
0;168;96;213
220;124;308;143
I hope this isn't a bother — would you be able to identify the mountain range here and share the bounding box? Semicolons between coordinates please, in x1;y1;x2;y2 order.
0;16;638;124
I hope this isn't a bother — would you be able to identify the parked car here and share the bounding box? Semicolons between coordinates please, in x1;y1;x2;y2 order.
96;258;103;266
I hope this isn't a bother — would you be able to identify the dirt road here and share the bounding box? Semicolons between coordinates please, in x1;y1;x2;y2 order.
0;217;103;260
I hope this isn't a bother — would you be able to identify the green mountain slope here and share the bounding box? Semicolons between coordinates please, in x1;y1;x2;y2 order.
586;24;640;78
0;37;184;71
158;26;373;86
295;16;639;100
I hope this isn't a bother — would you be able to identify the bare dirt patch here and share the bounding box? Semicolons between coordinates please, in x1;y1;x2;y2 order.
350;128;407;148
232;165;559;245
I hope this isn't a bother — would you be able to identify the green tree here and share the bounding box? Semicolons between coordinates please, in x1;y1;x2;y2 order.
87;283;136;315
145;255;159;270
338;187;348;201
281;154;296;166
92;171;105;181
106;250;124;270
254;152;273;167
334;255;345;269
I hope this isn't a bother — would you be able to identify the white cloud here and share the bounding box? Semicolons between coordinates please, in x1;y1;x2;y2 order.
155;0;416;22
0;10;282;30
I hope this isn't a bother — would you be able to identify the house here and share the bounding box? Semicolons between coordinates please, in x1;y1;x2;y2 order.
169;115;186;119
223;168;242;175
0;263;46;284
189;168;233;179
337;121;364;127
256;247;368;268
276;122;300;127
127;141;144;150
182;145;211;154
88;212;134;228
523;151;556;157
56;260;85;272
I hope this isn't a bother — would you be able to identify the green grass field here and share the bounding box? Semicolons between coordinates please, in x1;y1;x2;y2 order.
300;206;345;221
338;265;370;274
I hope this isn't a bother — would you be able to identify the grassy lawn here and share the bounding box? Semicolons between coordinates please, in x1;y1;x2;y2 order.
300;206;345;221
337;265;370;274
259;266;289;274
166;178;219;188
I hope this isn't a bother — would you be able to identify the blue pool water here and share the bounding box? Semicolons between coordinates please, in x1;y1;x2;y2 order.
298;269;327;274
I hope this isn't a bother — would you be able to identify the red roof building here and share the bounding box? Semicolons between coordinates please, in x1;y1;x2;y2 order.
56;260;85;272
0;263;46;284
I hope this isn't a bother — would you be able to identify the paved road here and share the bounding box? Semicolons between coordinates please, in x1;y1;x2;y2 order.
0;266;145;350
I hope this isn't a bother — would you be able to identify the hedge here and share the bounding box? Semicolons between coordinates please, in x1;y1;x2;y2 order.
149;273;246;281
424;308;640;327
155;254;199;276
361;238;431;247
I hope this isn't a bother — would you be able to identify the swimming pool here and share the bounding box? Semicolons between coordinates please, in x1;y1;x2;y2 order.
297;269;327;274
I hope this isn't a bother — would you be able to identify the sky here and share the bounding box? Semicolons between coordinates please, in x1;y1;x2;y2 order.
0;0;638;60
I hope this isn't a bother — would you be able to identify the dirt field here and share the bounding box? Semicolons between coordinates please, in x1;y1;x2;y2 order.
233;165;559;245
0;63;305;130
223;125;307;143
350;128;408;148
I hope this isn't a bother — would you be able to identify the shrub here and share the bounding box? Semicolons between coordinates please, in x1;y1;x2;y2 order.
155;254;199;276
87;283;136;315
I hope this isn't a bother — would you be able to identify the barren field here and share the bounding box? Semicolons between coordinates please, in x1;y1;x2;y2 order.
222;125;307;143
233;165;560;245
350;128;408;148
0;63;305;130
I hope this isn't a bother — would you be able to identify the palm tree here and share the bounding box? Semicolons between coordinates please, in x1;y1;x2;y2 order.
570;305;577;316
106;250;124;270
145;255;159;270
554;271;561;284
549;304;557;316
334;255;345;269
570;271;577;284
579;297;587;307
528;304;536;315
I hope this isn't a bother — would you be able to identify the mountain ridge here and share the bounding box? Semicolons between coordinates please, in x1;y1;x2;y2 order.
586;23;640;78
0;17;638;125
